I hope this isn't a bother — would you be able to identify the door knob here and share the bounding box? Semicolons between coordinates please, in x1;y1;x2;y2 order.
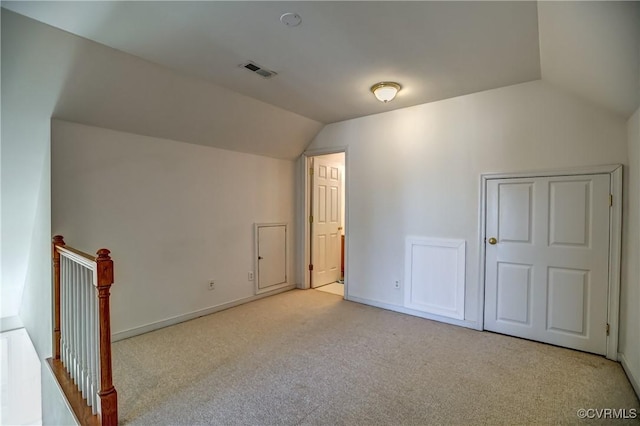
488;237;497;245
258;256;263;260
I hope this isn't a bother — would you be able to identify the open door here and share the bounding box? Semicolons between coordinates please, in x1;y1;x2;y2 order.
310;156;343;288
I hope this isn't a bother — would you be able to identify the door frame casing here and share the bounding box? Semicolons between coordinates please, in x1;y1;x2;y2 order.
477;164;622;360
300;147;349;295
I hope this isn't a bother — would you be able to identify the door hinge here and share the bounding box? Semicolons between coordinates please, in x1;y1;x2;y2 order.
309;215;313;223
606;323;610;336
309;167;314;176
309;264;313;271
609;194;613;207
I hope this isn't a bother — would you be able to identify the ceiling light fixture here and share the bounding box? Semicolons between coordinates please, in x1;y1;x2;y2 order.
370;82;401;103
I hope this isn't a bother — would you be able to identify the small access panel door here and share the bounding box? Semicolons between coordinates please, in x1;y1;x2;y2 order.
255;223;288;295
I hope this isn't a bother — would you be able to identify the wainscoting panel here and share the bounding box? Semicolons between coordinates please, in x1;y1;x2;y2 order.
404;237;465;320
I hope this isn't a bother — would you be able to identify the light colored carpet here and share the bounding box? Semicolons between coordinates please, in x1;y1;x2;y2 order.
113;289;639;425
314;282;344;297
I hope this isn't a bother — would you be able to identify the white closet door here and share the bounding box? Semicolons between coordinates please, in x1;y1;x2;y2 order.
484;174;610;355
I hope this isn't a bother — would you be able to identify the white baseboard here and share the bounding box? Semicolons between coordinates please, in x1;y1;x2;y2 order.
619;352;640;398
112;285;296;342
346;295;478;330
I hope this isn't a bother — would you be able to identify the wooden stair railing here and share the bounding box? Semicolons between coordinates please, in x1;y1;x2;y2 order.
47;235;117;426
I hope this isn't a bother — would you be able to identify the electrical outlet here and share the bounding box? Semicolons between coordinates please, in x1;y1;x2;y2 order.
394;280;400;289
208;280;215;290
248;271;255;281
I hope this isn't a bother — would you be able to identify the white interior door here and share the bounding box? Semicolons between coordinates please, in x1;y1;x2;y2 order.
484;174;610;355
311;158;342;288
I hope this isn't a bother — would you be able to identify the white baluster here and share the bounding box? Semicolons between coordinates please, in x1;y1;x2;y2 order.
84;266;91;402
65;257;72;370
78;263;83;389
86;266;92;402
90;291;94;413
85;266;91;402
73;261;79;384
60;256;67;368
64;256;69;367
67;257;73;380
94;284;99;413
69;260;74;382
66;256;71;369
80;265;86;399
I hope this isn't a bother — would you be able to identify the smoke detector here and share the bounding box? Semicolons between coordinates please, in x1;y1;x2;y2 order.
240;61;278;79
280;13;301;27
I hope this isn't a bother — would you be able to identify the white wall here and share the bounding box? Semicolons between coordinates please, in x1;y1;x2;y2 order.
1;8;319;351
52;121;297;337
41;364;78;426
1;9;317;422
307;80;628;326
538;1;640;118
1;329;42;425
621;107;640;394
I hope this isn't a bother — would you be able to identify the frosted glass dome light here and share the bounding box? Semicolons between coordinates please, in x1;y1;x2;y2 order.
370;82;401;103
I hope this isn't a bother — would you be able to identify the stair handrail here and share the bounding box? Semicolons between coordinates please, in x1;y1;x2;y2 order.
48;235;117;426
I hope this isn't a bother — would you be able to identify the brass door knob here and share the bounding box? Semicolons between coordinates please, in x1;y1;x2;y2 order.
488;237;497;245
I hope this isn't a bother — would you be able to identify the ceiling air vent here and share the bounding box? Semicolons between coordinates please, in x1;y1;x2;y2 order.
240;61;277;79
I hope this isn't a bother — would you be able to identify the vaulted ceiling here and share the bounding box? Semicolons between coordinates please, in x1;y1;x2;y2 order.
4;1;638;124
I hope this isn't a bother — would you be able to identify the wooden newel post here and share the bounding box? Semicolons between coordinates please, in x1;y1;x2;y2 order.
96;248;117;426
52;235;66;360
